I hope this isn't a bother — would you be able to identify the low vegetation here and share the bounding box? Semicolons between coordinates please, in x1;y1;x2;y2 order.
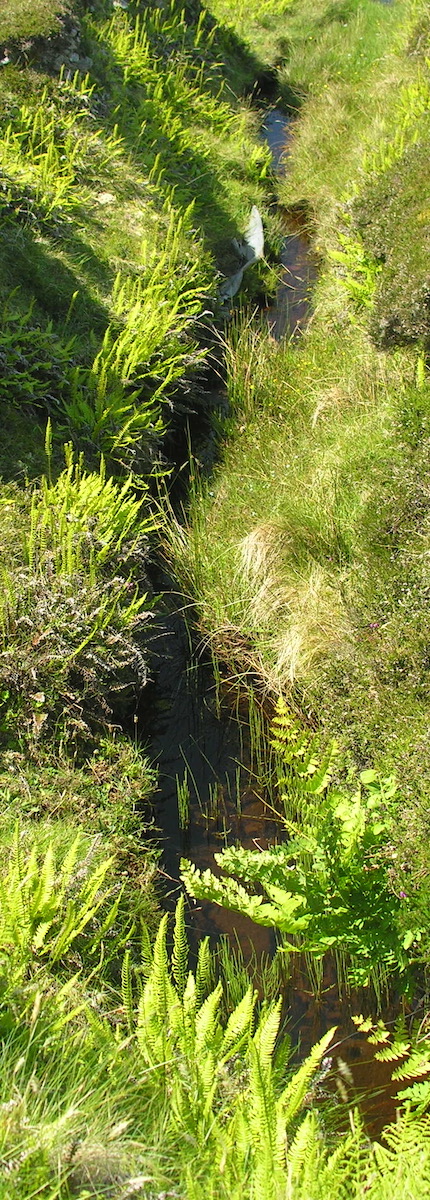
1;0;430;1194
166;0;430;966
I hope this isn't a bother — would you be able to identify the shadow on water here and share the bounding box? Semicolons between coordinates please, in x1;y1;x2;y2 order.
140;588;407;1135
141;596;277;964
261;107;319;339
141;109;407;1136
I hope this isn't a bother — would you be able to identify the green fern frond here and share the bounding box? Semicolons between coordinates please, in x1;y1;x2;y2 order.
195;936;213;1007
195;982;223;1055
279;1027;336;1126
220;985;256;1061
121;948;134;1034
392;1051;430;1081
253;1000;282;1076
286;1109;320;1182
151;913;171;1025
32;843;55;915
172;894;188;1000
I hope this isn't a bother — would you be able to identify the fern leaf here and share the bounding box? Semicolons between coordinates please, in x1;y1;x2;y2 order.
392;1052;430;1081
121;948;134;1034
195;935;213;1007
195;982;222;1055
279;1027;336;1127
220;985;256;1061
286;1109;319;1180
32;843;55;917
150;913;175;1027
59;833;82;891
254;1000;282;1071
172;894;188;1000
183;970;197;1016
248;1036;277;1179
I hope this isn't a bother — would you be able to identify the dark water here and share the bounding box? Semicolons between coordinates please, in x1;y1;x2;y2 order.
262;108;319;339
143;601;405;1134
144;112;404;1134
143;605;277;961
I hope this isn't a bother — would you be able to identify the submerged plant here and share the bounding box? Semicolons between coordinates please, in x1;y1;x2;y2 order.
176;770;191;830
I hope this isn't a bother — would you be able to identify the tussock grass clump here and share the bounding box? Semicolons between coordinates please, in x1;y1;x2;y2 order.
163;317;402;686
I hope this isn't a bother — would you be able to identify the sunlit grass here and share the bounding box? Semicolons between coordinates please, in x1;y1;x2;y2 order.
0;0;66;42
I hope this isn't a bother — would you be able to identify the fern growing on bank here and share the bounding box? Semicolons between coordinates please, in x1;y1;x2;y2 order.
182;697;421;989
2;881;430;1198
129;894;337;1197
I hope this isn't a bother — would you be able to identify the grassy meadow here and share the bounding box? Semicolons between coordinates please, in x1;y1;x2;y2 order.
1;0;430;1194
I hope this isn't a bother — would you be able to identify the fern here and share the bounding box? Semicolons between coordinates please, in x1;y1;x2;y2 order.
121;948;134;1034
280;1028;336;1128
195;935;213;1006
0;827;122;1010
172;893;188;1000
182;696;414;988
130;899;339;1177
220;986;256;1059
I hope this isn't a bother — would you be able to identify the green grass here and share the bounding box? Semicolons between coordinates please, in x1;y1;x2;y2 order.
163;0;430;947
1;0;430;1193
0;0;66;42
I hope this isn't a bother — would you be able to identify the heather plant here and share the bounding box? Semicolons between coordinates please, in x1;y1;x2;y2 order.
0;443;155;746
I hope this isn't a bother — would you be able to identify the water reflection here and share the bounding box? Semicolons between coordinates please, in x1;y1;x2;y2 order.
262;107;319;339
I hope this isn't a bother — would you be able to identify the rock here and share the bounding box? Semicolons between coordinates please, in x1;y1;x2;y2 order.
219;206;264;300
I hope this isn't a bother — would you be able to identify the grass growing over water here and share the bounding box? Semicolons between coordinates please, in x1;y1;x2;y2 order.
164;0;430;945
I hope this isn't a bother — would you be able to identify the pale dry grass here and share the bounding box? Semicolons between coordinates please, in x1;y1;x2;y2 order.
238;522;352;685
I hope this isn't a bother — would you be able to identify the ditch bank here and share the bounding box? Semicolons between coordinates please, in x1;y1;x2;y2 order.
142;106;407;1134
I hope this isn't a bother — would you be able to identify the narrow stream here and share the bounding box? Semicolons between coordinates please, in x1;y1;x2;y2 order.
262;108;318;339
143;108;403;1135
